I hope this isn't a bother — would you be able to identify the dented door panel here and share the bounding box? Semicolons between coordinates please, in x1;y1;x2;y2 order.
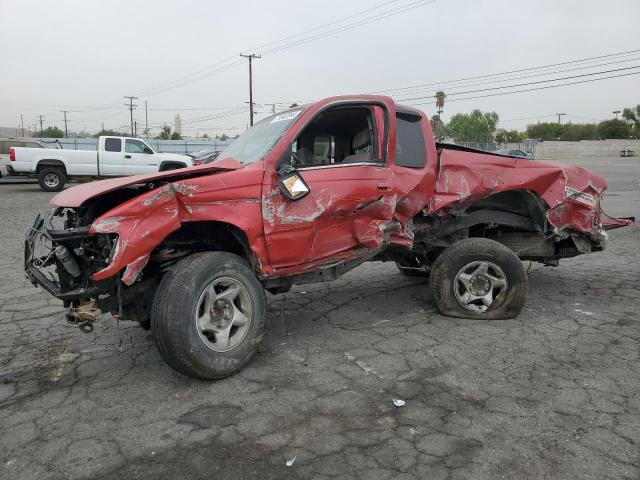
262;164;392;268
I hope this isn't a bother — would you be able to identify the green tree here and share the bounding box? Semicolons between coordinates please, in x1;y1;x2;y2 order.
597;119;631;139
526;122;601;141
219;133;229;141
157;126;172;140
170;131;182;140
622;105;640;138
526;122;564;140
202;133;209;139
430;114;446;140
93;129;127;138
622;105;640;128
36;126;64;138
496;129;525;143
435;91;446;115
446;110;499;143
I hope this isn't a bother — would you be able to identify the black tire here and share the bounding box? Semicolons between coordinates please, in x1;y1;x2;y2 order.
395;262;429;277
38;167;66;192
151;252;266;379
429;238;528;320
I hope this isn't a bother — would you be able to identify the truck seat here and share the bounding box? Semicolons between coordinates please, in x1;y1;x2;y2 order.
342;129;371;163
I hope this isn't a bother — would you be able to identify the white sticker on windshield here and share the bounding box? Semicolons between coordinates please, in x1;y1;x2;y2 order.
270;110;301;124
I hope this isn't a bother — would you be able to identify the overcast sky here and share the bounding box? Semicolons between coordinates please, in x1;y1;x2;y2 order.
0;0;638;137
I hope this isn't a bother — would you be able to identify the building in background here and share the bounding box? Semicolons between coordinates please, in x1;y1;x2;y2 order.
0;126;30;137
175;114;182;136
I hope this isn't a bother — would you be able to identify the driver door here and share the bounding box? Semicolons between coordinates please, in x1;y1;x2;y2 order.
262;104;397;270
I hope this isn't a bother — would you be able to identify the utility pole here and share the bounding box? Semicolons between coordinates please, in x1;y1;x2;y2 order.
240;53;261;126
556;112;566;124
60;110;69;138
613;110;621;119
145;100;149;138
134;121;137;137
124;96;138;136
38;115;45;134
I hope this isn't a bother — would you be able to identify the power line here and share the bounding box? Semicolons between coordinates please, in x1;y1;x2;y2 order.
395;65;640;102
245;0;405;53
125;0;436;99
404;70;640;106
374;54;640;97
372;48;640;95
258;0;436;56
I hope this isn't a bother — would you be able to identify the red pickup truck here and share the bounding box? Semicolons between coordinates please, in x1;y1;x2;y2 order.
25;95;633;379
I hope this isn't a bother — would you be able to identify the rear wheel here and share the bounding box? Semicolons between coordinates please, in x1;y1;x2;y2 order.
430;238;527;320
37;167;66;192
151;252;266;379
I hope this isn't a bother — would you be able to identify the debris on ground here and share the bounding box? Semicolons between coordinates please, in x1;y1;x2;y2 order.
393;399;406;407
286;456;296;467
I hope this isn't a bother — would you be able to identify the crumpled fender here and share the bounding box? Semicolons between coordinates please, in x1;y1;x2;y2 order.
89;183;187;282
430;150;619;239
88;165;268;283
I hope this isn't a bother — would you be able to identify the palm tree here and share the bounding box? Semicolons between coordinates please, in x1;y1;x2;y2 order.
435;91;447;115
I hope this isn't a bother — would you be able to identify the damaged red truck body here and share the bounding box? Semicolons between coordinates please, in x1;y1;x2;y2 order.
25;95;633;379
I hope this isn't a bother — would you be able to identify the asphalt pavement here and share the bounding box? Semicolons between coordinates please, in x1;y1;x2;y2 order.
0;156;638;479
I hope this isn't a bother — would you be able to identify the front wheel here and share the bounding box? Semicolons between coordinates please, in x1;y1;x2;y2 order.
38;167;66;192
151;252;266;379
430;238;528;320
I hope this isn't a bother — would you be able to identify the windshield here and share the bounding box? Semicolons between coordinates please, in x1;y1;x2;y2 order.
217;109;303;165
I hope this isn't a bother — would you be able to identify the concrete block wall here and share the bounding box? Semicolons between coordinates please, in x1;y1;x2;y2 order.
535;140;640;160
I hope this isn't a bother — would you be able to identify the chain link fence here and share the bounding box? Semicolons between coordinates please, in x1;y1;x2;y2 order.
33;138;232;154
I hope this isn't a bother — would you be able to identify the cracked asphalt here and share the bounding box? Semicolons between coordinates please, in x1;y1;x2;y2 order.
1;156;639;480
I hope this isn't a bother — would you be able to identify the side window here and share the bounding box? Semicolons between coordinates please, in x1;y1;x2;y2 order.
105;138;122;152
290;106;378;169
396;113;426;168
24;142;44;148
125;139;152;154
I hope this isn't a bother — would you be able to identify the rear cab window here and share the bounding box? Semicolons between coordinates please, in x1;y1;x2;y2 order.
104;138;122;152
395;112;426;168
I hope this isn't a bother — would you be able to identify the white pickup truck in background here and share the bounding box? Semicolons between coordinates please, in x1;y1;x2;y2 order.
9;136;193;191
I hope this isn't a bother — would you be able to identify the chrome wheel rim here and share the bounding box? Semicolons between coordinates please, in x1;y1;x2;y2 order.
453;261;507;313
195;277;252;352
44;173;59;188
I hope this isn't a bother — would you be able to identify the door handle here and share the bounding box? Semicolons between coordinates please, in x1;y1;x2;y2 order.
124;154;131;159
377;182;391;192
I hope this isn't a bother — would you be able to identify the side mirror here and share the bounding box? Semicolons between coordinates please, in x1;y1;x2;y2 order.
278;170;310;201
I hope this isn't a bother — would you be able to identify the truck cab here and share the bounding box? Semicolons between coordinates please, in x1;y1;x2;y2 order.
97;136;191;176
